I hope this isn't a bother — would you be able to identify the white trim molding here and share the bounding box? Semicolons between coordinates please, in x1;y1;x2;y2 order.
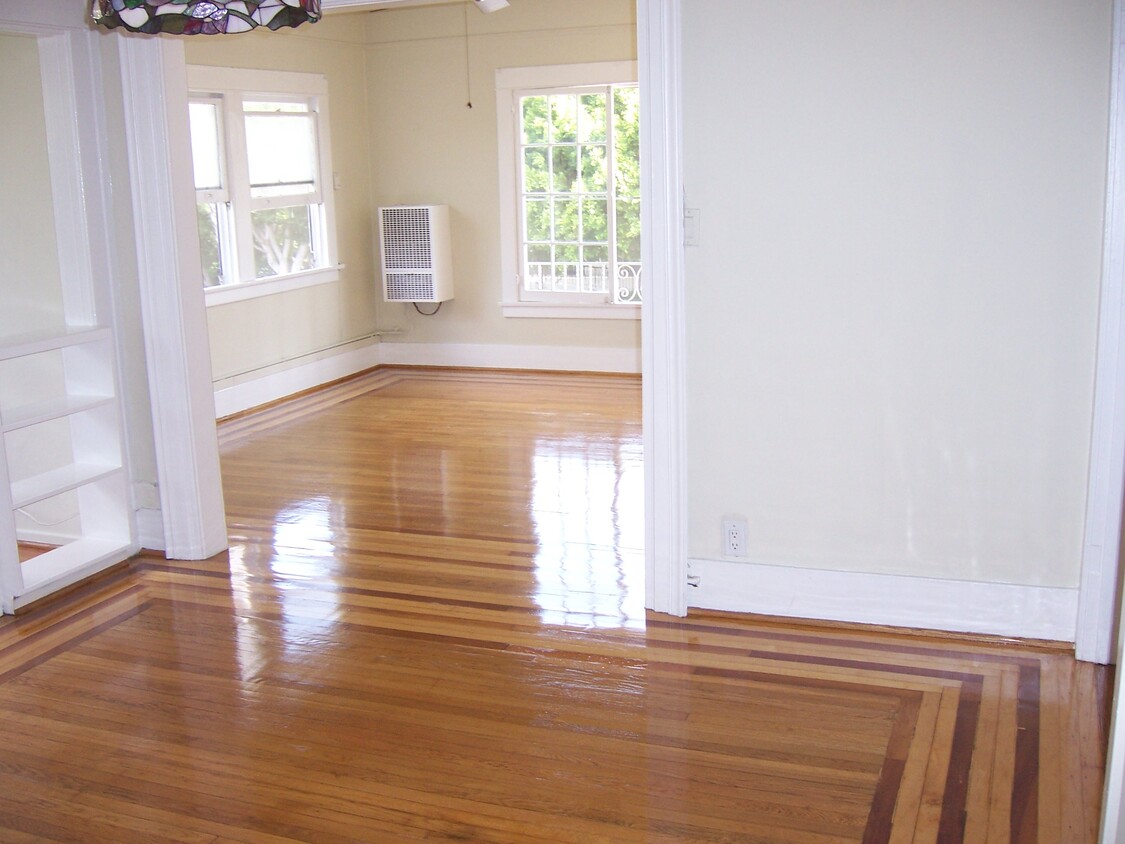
495;61;641;319
215;340;639;419
690;558;1081;643
214;342;382;418
135;508;166;552
205;265;341;307
1078;0;1125;666
376;341;640;374
118;38;228;560
639;0;688;617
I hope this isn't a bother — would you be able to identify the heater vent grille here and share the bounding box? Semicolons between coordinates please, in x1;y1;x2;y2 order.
385;273;438;301
381;208;433;271
378;205;453;303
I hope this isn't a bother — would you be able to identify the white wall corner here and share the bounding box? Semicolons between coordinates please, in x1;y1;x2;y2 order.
376;342;640;374
214;342;382;418
689;558;1081;643
136;508;166;552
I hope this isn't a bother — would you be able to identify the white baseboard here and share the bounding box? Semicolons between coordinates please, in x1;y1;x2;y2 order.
688;557;1080;642
213;342;639;419
377;341;641;374
213;343;382;418
136;507;165;552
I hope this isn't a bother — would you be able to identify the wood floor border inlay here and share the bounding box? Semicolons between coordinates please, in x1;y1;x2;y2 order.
0;368;1108;842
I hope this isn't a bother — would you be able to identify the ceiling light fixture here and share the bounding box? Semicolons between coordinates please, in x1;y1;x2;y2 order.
90;0;322;35
472;0;509;13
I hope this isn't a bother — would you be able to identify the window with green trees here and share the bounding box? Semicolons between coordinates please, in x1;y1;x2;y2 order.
518;85;640;305
187;66;338;301
496;62;641;318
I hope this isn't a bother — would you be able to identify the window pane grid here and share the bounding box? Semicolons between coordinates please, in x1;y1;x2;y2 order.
188;83;331;289
518;84;641;301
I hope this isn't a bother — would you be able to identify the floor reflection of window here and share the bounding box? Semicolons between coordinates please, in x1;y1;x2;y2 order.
531;439;644;629
227;498;344;683
272;495;337;558
228;543;269;684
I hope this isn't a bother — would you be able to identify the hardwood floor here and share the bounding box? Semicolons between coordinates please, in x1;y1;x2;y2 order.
0;367;1112;842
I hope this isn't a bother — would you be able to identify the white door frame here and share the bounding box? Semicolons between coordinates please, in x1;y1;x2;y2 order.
110;5;695;584
1078;0;1125;667
104;1;695;588
638;0;688;616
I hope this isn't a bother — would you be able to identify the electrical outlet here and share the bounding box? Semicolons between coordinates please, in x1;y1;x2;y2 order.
722;517;748;558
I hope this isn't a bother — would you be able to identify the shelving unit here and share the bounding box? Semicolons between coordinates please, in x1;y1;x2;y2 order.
0;326;134;613
0;23;141;615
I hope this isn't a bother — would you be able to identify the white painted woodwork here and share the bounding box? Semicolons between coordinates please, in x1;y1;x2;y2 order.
1080;0;1125;667
0;17;137;613
638;0;688;616
1095;4;1125;838
691;556;1079;642
116;38;228;561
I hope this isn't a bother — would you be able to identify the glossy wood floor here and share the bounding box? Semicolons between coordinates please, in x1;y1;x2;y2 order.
0;367;1112;842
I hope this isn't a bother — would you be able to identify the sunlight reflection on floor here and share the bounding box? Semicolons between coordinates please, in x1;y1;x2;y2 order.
530;438;645;630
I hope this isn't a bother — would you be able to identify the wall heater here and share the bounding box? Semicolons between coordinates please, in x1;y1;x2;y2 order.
378;205;454;303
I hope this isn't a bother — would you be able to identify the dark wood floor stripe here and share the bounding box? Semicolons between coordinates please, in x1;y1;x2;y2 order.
0;583;147;655
1012;662;1042;842
938;675;984;842
863;691;922;843
0;599;152;684
652;616;1062;663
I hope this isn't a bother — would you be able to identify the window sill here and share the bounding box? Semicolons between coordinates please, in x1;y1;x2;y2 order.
204;265;341;307
501;302;640;320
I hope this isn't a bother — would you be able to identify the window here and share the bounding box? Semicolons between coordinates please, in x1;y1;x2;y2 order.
187;66;338;306
497;62;641;319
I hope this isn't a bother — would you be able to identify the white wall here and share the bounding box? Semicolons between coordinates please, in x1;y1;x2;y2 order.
681;1;1112;635
363;0;641;357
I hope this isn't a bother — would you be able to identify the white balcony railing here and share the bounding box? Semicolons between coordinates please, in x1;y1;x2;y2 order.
525;262;643;303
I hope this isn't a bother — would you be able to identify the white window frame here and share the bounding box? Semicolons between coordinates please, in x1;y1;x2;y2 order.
496;61;640;320
187;65;339;307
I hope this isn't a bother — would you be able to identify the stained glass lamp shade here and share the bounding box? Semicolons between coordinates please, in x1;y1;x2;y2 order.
91;1;321;35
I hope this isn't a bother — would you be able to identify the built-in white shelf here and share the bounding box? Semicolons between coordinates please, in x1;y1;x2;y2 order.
0;325;109;361
10;463;123;510
2;394;116;433
13;537;134;609
0;29;139;616
0;323;135;614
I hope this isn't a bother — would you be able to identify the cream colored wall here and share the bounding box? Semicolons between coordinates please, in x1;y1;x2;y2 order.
0;34;64;339
185;17;379;387
362;0;640;350
682;1;1110;588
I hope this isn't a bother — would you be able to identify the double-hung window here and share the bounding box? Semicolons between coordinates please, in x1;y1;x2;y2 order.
187;66;338;306
496;62;641;319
